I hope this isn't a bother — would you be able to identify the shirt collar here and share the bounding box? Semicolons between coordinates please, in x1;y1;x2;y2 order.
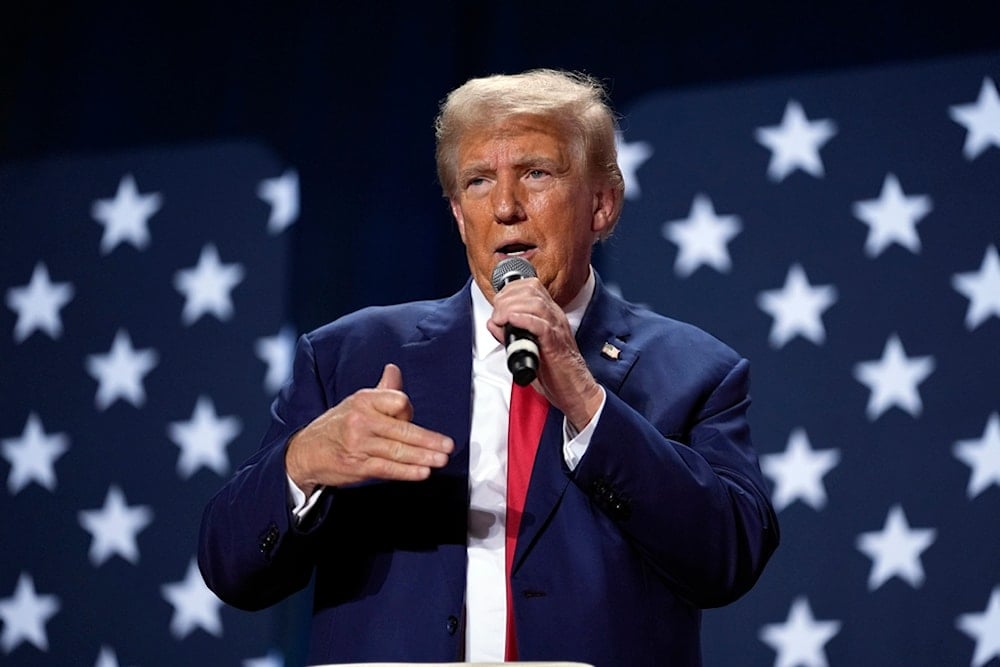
470;267;596;360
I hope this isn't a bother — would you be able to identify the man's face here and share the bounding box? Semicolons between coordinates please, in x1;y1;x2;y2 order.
448;115;616;307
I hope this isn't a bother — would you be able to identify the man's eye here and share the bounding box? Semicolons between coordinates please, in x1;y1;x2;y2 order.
527;169;547;179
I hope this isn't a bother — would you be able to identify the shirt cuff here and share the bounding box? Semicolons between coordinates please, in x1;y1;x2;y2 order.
562;386;606;471
287;474;324;525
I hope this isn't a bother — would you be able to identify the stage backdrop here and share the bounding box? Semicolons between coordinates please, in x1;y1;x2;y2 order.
1;143;306;665
603;51;1000;665
2;52;999;666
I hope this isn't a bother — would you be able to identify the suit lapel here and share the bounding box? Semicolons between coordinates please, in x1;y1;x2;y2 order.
512;276;638;573
575;275;639;394
398;284;474;611
399;285;474;460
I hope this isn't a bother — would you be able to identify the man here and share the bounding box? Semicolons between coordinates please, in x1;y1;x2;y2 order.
199;69;779;666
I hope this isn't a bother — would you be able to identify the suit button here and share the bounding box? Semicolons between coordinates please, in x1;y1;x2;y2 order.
590;477;608;496
612;499;632;521
258;523;280;554
446;615;459;635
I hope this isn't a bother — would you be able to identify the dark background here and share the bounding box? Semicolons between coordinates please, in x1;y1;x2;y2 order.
2;3;999;665
4;1;998;332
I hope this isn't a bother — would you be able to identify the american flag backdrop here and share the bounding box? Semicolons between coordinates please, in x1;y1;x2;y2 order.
1;51;999;667
603;51;1000;665
1;142;306;665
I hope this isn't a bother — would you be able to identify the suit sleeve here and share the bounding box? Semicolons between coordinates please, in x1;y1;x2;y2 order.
572;355;779;608
197;334;334;611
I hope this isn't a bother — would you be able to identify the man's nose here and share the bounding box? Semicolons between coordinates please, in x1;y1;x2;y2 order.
491;177;526;224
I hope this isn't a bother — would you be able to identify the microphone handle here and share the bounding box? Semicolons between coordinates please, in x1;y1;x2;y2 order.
505;324;539;386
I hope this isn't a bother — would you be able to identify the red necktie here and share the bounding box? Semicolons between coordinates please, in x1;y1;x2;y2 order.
505;382;549;661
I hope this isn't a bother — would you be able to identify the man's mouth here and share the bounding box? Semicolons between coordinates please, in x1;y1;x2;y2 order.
498;243;535;256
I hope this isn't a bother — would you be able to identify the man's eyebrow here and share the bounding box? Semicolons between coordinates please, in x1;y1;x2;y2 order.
457;163;492;182
456;154;567;183
515;155;567;172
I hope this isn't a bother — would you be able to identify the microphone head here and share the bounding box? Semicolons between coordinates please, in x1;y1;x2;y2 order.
491;256;536;292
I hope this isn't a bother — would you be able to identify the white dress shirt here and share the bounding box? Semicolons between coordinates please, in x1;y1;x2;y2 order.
465;269;604;661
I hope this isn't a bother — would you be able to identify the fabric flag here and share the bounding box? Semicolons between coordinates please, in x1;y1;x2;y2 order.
1;142;303;666
605;51;1000;665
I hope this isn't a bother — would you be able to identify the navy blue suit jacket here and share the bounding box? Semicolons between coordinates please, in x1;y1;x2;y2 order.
198;277;778;665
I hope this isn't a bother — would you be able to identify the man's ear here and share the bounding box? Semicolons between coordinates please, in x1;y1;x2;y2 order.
591;184;622;239
449;198;468;245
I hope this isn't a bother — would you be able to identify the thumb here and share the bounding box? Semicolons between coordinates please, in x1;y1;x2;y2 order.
486;319;505;346
376;362;403;391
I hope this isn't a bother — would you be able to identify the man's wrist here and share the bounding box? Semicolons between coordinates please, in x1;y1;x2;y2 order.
565;381;606;432
285;432;318;497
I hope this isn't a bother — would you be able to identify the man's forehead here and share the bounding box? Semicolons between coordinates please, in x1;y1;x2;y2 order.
463;114;573;143
456;116;577;160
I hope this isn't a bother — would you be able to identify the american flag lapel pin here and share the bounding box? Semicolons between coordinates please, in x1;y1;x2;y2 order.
601;341;621;360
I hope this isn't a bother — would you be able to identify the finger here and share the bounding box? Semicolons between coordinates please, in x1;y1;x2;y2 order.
366;435;451;469
486;319;505;345
368;386;414;422
491;287;557;334
369;414;455;454
362;458;434;482
376;362;403;391
498;311;554;354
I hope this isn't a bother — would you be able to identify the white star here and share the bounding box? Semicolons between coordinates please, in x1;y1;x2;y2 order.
78;485;154;566
952;245;1000;330
949;77;1000;160
759;596;841;667
5;262;75;343
957;587;1000;667
757;264;838;348
0;573;60;653
953;412;1000;500
761;429;840;512
755;100;837;182
851;173;932;257
90;174;162;254
853;334;935;421
615;131;653;200
255;326;297;394
94;645;122;667
257;169;300;234
161;559;224;639
662;194;742;277
167;396;242;478
243;650;285;667
173;244;245;325
85;329;159;411
1;413;69;494
856;504;936;590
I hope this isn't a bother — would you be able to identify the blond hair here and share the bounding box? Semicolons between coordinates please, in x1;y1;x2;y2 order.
434;69;624;228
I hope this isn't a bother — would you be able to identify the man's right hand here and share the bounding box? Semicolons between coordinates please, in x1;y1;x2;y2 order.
284;363;454;496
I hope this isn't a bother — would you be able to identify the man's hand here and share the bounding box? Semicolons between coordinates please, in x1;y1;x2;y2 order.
487;278;604;430
285;363;454;496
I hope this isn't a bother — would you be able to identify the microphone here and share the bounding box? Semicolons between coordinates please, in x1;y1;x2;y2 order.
491;257;539;386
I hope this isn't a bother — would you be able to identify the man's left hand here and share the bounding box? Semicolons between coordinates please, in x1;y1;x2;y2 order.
487;277;604;430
